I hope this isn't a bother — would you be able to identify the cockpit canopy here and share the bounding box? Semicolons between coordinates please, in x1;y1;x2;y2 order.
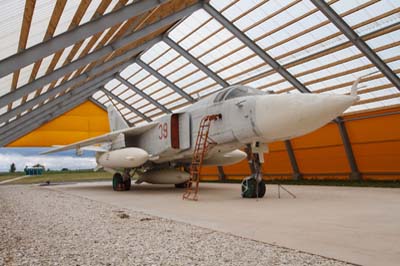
213;85;265;103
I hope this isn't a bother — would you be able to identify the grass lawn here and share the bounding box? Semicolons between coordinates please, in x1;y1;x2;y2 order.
2;170;111;185
0;172;24;182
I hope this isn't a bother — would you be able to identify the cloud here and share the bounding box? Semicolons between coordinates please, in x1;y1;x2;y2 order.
0;153;96;172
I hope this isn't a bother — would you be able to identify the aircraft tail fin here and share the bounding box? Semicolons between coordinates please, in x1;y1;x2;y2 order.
350;77;361;97
350;71;379;98
107;105;128;132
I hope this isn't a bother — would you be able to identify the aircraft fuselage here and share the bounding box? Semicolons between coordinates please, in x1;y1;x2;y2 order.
123;85;358;166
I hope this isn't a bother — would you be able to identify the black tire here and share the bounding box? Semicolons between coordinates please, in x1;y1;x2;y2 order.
175;181;190;189
124;177;131;191
112;173;123;191
241;176;266;198
257;180;266;198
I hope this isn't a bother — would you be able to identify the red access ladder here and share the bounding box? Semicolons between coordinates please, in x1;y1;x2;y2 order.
183;114;221;201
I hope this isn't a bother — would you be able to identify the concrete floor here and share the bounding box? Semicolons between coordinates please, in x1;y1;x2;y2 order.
47;182;400;266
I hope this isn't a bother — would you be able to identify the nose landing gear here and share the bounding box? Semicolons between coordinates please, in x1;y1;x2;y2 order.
241;175;266;198
241;144;266;198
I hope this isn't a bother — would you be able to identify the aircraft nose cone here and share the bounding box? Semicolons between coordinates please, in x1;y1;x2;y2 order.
254;93;358;141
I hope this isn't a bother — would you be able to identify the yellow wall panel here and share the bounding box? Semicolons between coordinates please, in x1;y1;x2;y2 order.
202;166;219;175
224;161;251;178
263;150;292;174
7;101;109;147
39;116;90;131
88;131;110;138
353;141;400;173
291;123;342;149
201;166;220;181
9;130;93;147
294;145;350;173
269;141;286;152
64;101;105;116
88;117;110;131
346;114;400;143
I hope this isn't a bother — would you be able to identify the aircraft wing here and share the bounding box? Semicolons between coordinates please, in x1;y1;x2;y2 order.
41;122;158;155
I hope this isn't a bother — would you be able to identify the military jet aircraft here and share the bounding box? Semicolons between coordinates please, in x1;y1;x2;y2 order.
43;81;360;198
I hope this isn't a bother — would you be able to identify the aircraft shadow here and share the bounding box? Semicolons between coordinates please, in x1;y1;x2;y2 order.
60;182;230;194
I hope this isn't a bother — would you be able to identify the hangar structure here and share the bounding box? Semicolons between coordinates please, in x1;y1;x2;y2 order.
0;0;399;181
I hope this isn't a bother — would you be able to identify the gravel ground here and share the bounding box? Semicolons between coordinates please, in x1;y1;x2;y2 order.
0;185;353;266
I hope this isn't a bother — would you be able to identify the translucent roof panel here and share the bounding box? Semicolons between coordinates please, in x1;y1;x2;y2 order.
140;41;172;64
0;73;13;97
146;108;163;118
1;0;399;130
138;102;157;114
0;106;7;116
118;88;135;100
142;81;171;97
0;1;24;60
132;98;150;110
168;9;213;44
120;63;142;79
165;98;188;110
331;1;400;28
25;0;57;49
110;83;129;96
119;62;177;109
125;95;144;106
125;112;136;120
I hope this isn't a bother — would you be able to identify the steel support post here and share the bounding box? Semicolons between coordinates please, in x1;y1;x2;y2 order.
311;0;400;91
335;117;361;180
217;166;226;181
284;140;302;180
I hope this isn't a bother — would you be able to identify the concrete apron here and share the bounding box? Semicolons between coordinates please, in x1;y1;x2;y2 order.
46;182;400;266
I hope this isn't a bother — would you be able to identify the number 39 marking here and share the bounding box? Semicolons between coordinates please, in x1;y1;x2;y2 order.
159;122;168;140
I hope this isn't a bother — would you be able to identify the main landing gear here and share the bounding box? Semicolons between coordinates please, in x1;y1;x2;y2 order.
112;169;132;191
241;144;266;198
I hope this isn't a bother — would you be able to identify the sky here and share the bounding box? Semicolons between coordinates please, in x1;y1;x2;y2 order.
0;147;96;172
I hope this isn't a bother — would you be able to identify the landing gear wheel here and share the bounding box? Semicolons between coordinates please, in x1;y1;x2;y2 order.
112;173;124;191
124;177;131;191
175;181;190;189
241;176;266;198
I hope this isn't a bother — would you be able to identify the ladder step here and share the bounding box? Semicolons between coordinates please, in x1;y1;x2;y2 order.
183;114;221;201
